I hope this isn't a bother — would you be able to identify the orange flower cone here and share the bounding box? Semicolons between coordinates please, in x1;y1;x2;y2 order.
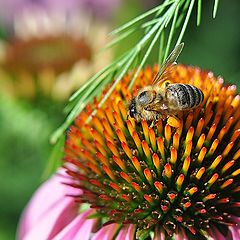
64;65;240;239
19;65;240;239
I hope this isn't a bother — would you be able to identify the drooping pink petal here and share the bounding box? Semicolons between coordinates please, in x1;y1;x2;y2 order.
17;169;81;240
92;223;121;240
116;224;136;240
21;198;78;240
229;226;240;240
52;209;97;240
176;227;189;240
208;226;227;240
153;227;165;240
227;217;240;240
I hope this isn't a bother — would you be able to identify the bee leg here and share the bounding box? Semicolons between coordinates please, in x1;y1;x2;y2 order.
149;121;155;128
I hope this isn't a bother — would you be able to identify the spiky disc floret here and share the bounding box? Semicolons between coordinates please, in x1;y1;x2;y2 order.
64;65;240;239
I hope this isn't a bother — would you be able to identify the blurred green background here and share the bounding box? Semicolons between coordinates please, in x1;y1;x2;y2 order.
0;0;239;239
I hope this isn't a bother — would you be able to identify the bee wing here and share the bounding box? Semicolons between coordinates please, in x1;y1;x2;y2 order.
144;100;168;112
152;43;184;85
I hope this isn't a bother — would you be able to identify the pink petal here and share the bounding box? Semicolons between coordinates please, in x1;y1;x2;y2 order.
153;227;165;240
92;223;121;240
229;227;240;240
17;169;81;239
19;194;77;240
228;217;240;240
52;209;97;240
174;227;188;240
116;224;136;240
208;226;226;240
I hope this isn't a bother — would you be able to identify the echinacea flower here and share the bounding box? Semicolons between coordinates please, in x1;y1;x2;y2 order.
18;65;240;239
0;0;116;100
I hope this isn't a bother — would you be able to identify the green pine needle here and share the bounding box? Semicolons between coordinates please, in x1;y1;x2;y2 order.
50;0;221;145
109;1;174;36
101;28;136;52
158;32;165;65
197;0;202;26
213;0;220;18
176;0;195;45
164;2;180;60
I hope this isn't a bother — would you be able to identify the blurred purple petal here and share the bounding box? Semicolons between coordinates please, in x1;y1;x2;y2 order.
40;0;82;13
0;0;120;28
80;0;120;18
0;0;28;25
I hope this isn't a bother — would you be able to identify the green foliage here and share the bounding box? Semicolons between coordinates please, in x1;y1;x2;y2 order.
41;135;64;180
51;0;220;144
0;96;54;239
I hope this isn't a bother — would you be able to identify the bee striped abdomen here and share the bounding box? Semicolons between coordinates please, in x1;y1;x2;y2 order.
166;83;204;110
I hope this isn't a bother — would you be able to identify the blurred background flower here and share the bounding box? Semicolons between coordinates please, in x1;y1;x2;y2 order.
0;0;120;101
0;0;240;239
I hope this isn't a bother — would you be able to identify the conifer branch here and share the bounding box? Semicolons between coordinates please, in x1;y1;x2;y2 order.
51;0;221;144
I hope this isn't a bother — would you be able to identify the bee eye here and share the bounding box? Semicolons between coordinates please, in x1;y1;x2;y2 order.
138;91;147;100
138;91;154;105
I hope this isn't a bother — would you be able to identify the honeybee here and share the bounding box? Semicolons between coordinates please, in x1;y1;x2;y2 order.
128;43;204;123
